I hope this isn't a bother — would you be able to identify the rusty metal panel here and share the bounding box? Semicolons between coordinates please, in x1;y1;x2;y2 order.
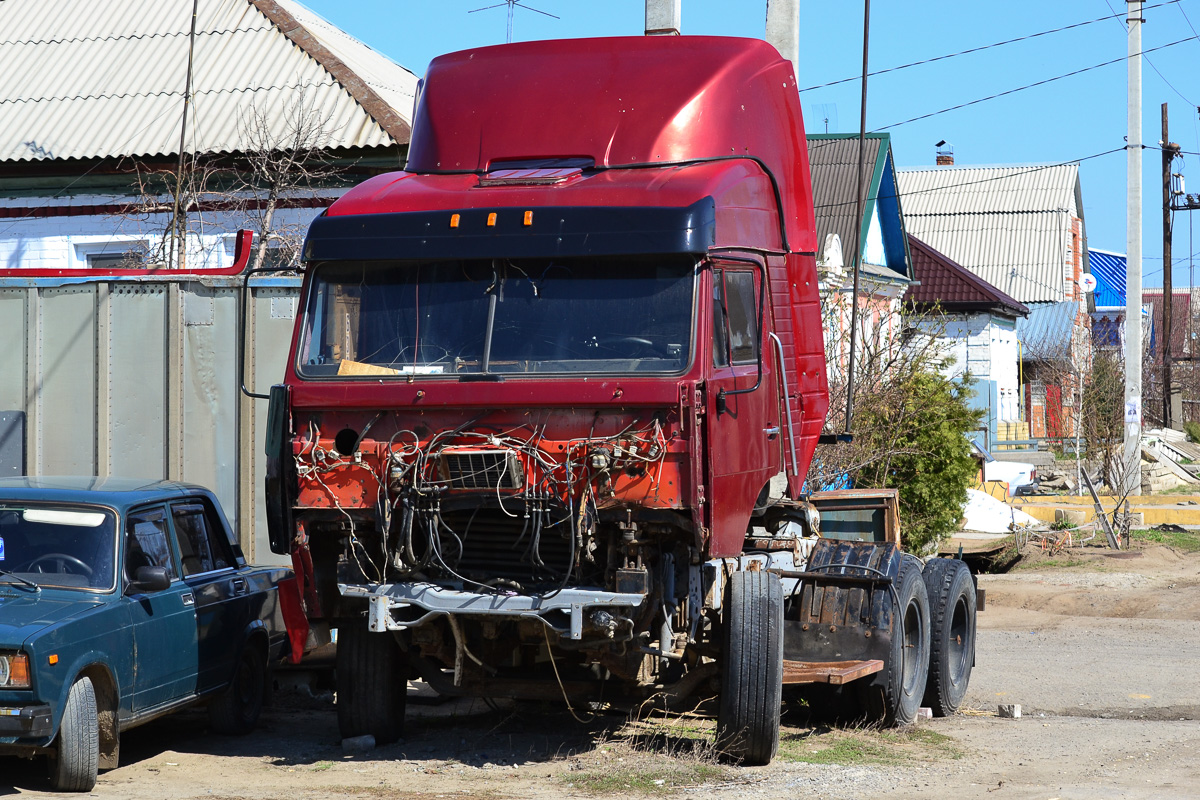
246;284;300;564
0;275;301;559
106;284;168;479
37;286;97;474
180;284;238;524
0;289;26;413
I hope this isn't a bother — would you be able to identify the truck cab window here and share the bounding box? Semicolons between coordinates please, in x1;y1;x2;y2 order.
299;256;696;377
712;269;759;367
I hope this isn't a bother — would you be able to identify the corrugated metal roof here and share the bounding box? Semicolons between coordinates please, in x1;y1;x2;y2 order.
809;135;883;262
897;164;1080;215
1144;290;1194;357
1088;249;1125;308
808;134;910;283
0;0;418;163
897;164;1083;304
905;234;1028;318
1016;300;1079;361
901;210;1069;303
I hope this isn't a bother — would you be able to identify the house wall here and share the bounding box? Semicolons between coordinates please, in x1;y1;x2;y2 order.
0;198;324;270
916;312;1020;444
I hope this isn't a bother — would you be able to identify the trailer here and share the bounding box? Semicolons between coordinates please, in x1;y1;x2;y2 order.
252;35;978;765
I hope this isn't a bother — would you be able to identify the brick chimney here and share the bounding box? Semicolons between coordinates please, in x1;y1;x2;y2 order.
936;140;954;166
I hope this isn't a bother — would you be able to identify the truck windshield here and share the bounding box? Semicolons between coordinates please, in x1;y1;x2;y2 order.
0;505;117;591
298;256;696;377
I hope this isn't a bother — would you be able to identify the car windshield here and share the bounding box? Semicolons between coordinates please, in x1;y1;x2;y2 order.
0;505;117;591
297;256;696;377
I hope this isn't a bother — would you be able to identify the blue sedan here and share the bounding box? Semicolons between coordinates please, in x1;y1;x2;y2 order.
0;477;295;791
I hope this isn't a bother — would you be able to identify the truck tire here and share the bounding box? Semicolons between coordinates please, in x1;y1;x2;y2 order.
921;558;977;716
336;621;406;744
209;645;267;735
716;570;783;765
48;676;99;792
859;554;930;726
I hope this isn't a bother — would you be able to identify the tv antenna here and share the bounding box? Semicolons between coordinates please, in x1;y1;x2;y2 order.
468;1;559;43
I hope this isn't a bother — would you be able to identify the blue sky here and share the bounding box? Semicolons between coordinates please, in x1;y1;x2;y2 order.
300;0;1200;289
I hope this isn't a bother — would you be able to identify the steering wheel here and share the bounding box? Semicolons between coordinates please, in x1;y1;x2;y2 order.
25;553;93;577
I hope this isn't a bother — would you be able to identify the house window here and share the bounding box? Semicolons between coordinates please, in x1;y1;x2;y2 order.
223;235;294;270
78;240;149;270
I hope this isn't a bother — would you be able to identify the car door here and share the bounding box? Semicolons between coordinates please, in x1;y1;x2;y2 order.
123;505;200;711
169;497;247;695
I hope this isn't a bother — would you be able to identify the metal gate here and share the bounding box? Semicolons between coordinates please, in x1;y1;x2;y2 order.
0;272;301;564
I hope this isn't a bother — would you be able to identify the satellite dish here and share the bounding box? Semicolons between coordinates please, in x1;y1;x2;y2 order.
1080;273;1097;293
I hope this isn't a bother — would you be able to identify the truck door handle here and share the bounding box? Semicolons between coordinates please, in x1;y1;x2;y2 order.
763;426;780;436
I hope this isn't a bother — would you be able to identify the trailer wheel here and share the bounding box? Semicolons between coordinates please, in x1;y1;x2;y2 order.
921;558;976;716
859;554;930;726
336;621;406;744
48;676;99;792
716;570;783;765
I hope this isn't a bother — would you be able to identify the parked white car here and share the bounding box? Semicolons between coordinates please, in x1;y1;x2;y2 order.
983;459;1038;496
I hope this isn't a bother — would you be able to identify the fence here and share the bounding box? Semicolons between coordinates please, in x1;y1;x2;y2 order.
0;270;301;564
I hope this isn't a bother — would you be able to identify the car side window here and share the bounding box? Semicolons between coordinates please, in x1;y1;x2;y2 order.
126;506;177;580
171;501;234;577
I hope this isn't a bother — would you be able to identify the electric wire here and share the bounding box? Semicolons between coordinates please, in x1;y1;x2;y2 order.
877;37;1197;131
799;1;1183;93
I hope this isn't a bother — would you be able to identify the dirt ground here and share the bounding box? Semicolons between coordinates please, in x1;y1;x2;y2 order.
4;541;1199;800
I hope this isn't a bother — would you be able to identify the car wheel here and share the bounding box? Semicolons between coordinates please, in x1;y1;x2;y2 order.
858;555;931;726
336;621;406;744
922;558;977;716
209;645;266;735
715;570;784;765
48;677;99;792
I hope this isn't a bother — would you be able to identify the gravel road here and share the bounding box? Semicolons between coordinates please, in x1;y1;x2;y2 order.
4;544;1199;799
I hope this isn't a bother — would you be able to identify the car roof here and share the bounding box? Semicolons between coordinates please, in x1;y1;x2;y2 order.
0;476;216;512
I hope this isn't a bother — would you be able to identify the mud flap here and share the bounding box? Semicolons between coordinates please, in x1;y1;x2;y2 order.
782;539;901;672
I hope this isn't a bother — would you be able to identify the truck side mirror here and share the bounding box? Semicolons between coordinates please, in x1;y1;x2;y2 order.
129;566;171;593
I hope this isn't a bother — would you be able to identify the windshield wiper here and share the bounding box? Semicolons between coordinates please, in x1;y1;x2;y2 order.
0;569;40;592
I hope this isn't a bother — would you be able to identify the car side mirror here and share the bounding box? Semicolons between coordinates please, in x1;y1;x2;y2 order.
129;565;171;593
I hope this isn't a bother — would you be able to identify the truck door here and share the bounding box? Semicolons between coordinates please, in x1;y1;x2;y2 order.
124;506;199;711
706;263;780;555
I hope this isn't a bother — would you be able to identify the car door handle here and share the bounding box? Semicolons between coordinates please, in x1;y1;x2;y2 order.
763;426;780;436
232;578;248;595
181;592;195;606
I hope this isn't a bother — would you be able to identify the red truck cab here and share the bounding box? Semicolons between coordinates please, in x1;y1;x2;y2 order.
263;35;974;765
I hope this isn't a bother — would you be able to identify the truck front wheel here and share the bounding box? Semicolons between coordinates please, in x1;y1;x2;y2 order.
336;621;406;744
716;570;783;765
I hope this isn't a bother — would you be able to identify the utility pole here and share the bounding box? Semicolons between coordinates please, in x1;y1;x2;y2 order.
1124;1;1143;496
1162;104;1179;429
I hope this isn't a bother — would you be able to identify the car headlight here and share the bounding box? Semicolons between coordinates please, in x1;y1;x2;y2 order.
0;653;31;688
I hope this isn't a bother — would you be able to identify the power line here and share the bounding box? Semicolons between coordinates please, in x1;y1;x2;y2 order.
1103;0;1195;105
812;147;1125;212
877;37;1197;131
799;0;1182;93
